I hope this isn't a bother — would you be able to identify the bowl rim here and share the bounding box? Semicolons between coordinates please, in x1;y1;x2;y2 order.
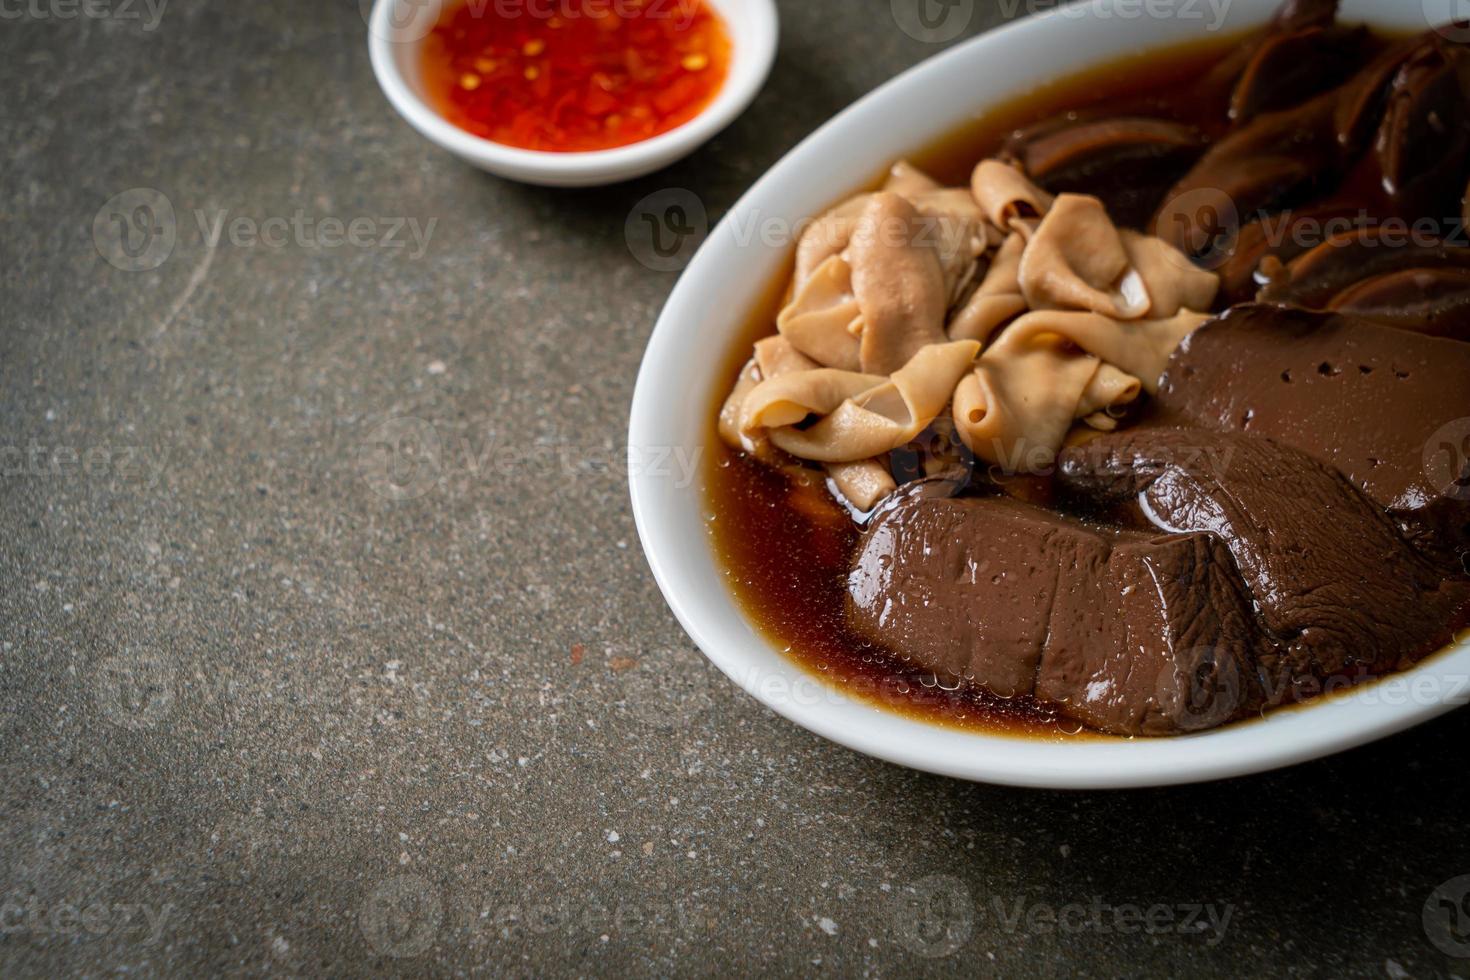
366;0;779;180
629;0;1470;788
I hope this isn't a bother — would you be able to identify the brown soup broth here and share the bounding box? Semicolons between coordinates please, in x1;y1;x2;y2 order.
701;29;1402;739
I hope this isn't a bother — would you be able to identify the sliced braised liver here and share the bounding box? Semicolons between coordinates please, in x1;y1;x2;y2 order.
1058;429;1470;701
846;489;1061;700
845;484;1265;735
1035;528;1263;736
1151;305;1470;564
846;431;1470;736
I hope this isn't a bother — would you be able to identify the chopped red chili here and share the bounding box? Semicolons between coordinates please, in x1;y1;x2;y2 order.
421;0;732;153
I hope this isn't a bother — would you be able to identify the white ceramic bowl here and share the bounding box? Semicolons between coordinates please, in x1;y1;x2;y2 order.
629;0;1470;788
366;0;778;186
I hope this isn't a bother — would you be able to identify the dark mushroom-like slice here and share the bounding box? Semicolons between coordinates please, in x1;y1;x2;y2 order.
1196;0;1343;116
1214;204;1374;303
1154;50;1403;263
1333;32;1426;151
1151;91;1334;258
1013;117;1204;183
1157;24;1470;263
1328;267;1470;341
1375;37;1470;216
1259;226;1470;325
1229;25;1369;124
1267;229;1470;304
1007;117;1206;229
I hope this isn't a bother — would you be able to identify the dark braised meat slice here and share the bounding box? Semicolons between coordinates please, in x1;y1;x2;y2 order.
1002;8;1381;237
845;484;1265;736
1256;229;1470;339
1329;267;1470;339
1151;91;1339;259
1214;203;1370;303
1150;305;1470;564
1374;34;1470;217
1229;23;1369;124
1034;530;1264;736
1057;430;1470;704
1156;29;1470;269
847;489;1074;702
1196;0;1343;116
846;429;1470;736
1005;117;1207;229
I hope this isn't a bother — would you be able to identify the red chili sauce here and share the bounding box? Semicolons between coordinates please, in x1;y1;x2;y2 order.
421;0;732;152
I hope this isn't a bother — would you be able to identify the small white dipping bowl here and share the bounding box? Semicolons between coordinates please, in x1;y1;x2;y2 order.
629;0;1470;789
366;0;778;186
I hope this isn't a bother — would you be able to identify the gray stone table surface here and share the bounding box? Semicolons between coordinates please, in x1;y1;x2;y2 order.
2;0;1469;976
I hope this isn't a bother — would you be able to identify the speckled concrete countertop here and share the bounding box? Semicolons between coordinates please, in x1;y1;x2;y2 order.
2;0;1468;976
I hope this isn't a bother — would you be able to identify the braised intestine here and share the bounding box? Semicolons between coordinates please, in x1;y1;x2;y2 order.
971;159;1054;228
948;232;1028;344
718;158;1220;510
952;309;1208;470
719;335;903;511
846;193;955;374
739;340;980;462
